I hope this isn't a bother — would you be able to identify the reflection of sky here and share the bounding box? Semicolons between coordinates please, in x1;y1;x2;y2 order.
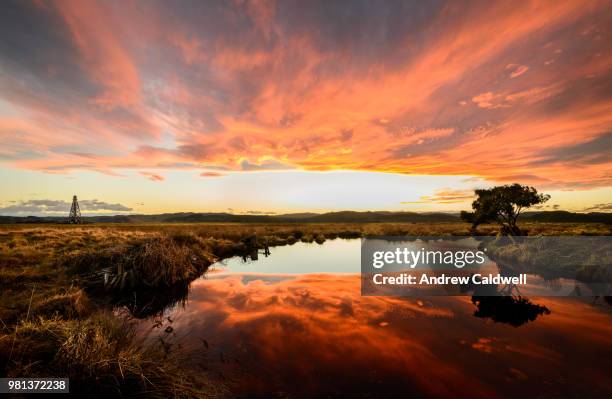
210;239;361;275
137;241;612;398
210;238;602;297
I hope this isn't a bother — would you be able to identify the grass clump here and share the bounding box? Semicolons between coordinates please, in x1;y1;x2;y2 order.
31;288;92;319
482;236;612;282
64;235;216;291
2;313;218;398
122;236;212;287
300;233;314;243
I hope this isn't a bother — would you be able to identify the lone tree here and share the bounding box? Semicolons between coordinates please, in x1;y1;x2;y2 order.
461;184;550;235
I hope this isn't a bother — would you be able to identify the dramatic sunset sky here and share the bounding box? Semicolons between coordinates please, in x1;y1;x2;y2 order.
1;0;611;215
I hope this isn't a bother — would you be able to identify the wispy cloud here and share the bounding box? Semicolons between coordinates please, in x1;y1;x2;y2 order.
402;189;475;205
139;171;165;181
240;159;294;171
199;171;224;177
583;203;612;212
508;64;529;78
245;210;276;215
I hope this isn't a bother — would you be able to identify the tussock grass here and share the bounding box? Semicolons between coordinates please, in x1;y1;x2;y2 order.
300;233;314;243
2;313;222;398
125;237;211;286
483;236;612;282
32;288;92;319
64;235;216;290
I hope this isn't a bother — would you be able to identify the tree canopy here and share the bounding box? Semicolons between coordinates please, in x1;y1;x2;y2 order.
461;184;550;235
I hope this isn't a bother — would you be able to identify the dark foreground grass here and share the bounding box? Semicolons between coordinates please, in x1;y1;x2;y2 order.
0;229;233;397
0;221;610;397
2;312;224;398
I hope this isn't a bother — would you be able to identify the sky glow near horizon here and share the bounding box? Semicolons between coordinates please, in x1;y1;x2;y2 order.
1;0;611;215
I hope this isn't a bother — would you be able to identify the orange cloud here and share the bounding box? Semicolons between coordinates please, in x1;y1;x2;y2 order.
200;171;224;178
1;0;611;191
55;0;141;108
402;188;476;204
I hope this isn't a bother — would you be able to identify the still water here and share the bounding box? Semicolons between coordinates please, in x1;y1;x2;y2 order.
135;239;612;398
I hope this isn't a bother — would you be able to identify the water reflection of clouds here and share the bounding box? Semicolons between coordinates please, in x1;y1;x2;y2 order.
211;239;362;274
204;272;297;285
141;273;612;397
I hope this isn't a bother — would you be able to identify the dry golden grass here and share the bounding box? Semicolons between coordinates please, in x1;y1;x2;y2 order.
0;221;608;319
2;312;224;398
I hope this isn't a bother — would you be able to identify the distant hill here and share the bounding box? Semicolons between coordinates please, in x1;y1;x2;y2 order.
520;211;612;224
0;210;610;224
303;211;459;223
0;211;458;224
275;212;319;219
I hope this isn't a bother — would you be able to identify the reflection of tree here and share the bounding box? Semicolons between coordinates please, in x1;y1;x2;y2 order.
471;295;550;327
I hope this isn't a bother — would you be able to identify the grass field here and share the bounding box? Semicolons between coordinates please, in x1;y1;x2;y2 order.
0;221;610;397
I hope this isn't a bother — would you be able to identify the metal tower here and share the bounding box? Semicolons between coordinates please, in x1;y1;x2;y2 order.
68;195;82;224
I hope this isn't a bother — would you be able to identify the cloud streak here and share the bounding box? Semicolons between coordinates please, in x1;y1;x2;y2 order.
583;203;612;212
402;189;476;205
139;171;165;181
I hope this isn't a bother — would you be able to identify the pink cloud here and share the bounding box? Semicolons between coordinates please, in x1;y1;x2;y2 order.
139;171;165;181
509;64;529;78
200;171;224;177
1;0;611;192
55;0;142;108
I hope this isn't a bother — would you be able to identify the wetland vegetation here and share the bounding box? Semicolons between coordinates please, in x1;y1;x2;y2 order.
0;221;610;397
